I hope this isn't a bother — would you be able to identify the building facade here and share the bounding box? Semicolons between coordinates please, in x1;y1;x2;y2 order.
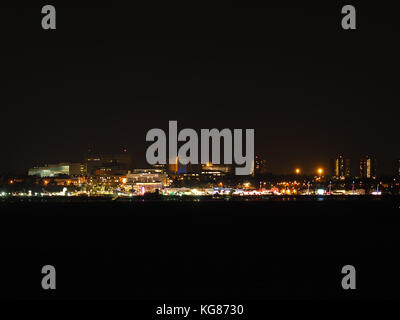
201;163;233;175
254;155;267;176
126;169;170;194
359;155;377;179
333;155;351;180
28;163;86;177
85;152;132;176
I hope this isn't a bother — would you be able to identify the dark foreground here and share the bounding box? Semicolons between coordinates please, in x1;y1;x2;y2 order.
1;197;400;302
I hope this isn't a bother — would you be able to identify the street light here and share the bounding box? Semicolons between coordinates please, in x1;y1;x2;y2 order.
317;168;324;175
295;168;301;174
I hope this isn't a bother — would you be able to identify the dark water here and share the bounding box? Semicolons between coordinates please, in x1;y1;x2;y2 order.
1;197;400;301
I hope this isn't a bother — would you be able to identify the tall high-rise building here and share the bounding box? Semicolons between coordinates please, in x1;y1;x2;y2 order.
168;156;179;174
359;155;377;179
333;155;351;179
254;155;267;176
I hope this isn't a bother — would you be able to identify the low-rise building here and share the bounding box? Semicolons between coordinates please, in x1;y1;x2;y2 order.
126;169;170;194
28;163;87;177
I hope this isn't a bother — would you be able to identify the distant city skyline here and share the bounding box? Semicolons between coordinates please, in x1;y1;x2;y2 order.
3;146;400;176
16;149;400;178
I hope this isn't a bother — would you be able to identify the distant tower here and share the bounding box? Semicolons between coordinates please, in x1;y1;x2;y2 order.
168;156;179;174
360;155;377;179
333;154;351;180
254;155;267;177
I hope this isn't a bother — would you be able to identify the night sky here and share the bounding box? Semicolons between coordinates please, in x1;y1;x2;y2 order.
1;2;399;175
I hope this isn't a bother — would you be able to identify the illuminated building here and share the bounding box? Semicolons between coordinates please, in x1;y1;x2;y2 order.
177;162;187;174
94;168;127;176
126;169;170;194
201;163;233;174
182;173;201;181
254;155;267;176
333;155;351;180
167;156;187;175
28;163;86;177
168;156;179;173
87;175;122;190
153;163;167;171
194;163;233;183
359;155;377;179
85;151;132;176
54;177;86;186
127;169;169;184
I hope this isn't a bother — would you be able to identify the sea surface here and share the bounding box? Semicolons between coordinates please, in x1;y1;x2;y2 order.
1;196;400;300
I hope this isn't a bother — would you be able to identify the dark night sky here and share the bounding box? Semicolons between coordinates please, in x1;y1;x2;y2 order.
1;2;399;175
